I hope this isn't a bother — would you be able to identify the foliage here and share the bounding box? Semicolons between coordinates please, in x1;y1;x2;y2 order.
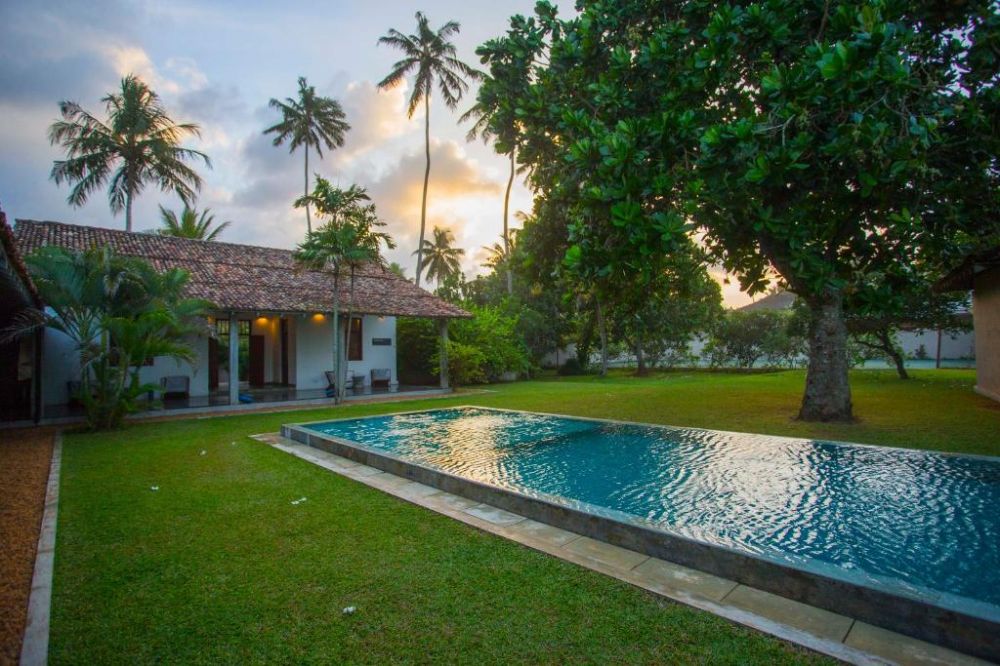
377;11;480;287
435;305;531;384
415;226;465;286
264;77;350;233
9;246;208;430
434;340;488;385
158;205;231;241
293;177;395;401
48;74;210;232
477;1;1000;421
396;317;439;385
557;357;586;376
704;310;804;370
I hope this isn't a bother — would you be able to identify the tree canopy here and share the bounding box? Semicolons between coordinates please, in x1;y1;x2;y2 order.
477;0;1000;420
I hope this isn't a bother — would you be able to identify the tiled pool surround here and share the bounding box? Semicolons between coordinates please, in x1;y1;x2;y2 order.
282;407;1000;661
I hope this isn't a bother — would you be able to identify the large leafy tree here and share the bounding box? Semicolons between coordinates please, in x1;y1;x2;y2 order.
479;1;1000;421
264;77;350;233
377;12;480;287
48;75;210;232
294;177;395;401
6;246;208;429
415;226;464;287
158;205;231;241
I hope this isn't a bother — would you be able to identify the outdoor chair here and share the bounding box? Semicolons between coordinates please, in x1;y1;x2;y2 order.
370;368;391;390
325;371;353;396
160;375;190;399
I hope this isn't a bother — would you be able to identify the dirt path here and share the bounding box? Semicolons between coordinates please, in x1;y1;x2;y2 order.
0;428;55;665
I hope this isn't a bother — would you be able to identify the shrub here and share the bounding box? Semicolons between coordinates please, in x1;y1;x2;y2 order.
557;357;586;375
432;341;488;385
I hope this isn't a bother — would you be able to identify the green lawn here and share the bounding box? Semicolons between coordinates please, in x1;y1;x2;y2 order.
51;370;998;664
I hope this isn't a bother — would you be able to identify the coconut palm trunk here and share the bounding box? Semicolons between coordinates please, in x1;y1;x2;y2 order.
503;150;515;294
417;95;432;288
304;143;311;233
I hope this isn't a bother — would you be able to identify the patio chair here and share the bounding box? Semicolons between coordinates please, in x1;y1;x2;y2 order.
370;368;391;390
324;371;353;396
160;375;190;399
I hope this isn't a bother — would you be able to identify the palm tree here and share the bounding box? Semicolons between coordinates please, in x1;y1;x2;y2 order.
414;226;464;287
461;89;516;294
264;77;351;233
377;12;480;288
387;262;409;281
48;75;210;232
157;205;231;241
481;228;518;272
294;177;395;402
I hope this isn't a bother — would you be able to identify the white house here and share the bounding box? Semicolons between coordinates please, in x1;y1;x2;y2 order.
1;219;469;422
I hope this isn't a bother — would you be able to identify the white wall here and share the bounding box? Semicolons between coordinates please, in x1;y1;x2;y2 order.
136;333;209;397
346;315;397;387
294;313;337;390
292;314;398;390
41;325;78;407
41;325;209;406
897;328;975;360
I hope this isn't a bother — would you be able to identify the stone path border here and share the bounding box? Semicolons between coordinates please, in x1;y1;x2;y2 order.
257;432;991;666
19;433;61;666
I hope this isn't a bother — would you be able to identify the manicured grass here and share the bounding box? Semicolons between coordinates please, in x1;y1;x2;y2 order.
51;370;998;664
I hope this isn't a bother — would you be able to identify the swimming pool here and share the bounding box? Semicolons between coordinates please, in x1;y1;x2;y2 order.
284;406;1000;657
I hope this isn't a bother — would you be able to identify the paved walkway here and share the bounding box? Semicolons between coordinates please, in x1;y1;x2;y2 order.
257;432;990;666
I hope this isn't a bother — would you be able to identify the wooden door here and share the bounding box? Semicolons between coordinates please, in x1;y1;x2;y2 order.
249;335;265;387
208;337;219;390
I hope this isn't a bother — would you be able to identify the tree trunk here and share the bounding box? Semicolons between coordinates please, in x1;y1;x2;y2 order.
416;94;431;288
304;144;311;234
341;268;357;401
635;336;648;377
331;271;340;404
879;330;909;380
125;189;134;232
596;298;609;376
503;150;515;295
799;291;853;421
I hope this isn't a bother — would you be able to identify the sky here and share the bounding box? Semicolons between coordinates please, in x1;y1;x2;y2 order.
0;0;752;307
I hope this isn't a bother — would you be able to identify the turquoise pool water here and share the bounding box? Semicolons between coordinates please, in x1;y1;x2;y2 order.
305;407;1000;618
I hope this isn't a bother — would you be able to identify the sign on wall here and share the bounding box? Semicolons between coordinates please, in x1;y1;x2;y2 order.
371;338;392;346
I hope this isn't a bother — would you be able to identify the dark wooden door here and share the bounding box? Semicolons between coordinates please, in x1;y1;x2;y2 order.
0;341;30;421
249;335;265;387
280;318;289;385
208;337;219;390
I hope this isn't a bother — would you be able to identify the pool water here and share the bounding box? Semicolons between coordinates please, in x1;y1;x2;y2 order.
305;407;1000;618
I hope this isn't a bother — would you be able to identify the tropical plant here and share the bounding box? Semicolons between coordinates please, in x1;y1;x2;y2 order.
5;246;209;429
479;1;1000;421
387;262;409;281
415;226;464;287
377;11;481;287
157;205;231;241
48;75;210;232
293;177;395;401
264;77;350;233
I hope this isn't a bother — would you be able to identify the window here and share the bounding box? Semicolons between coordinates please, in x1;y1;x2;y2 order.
348;318;363;361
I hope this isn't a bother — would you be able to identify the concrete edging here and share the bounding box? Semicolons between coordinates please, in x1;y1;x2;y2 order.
283;411;999;662
19;432;62;666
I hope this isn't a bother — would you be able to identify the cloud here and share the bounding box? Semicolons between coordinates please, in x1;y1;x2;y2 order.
335;80;413;159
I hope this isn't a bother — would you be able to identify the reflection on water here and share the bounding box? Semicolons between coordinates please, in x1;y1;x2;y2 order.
308;407;1000;616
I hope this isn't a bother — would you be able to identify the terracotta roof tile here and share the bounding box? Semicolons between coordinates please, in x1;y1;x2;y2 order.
13;220;471;318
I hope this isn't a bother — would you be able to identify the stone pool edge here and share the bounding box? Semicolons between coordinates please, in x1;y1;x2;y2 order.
282;409;999;662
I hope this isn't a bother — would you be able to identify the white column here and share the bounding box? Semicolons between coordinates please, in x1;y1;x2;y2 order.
439;318;449;390
228;313;239;405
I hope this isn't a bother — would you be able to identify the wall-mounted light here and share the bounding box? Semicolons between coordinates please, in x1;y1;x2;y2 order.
312;313;325;322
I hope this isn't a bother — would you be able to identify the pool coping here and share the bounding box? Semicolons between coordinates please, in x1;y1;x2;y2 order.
282;406;1000;662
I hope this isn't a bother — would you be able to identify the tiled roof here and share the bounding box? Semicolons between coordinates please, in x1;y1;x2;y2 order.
13;220;470;318
935;246;1000;292
0;210;42;312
